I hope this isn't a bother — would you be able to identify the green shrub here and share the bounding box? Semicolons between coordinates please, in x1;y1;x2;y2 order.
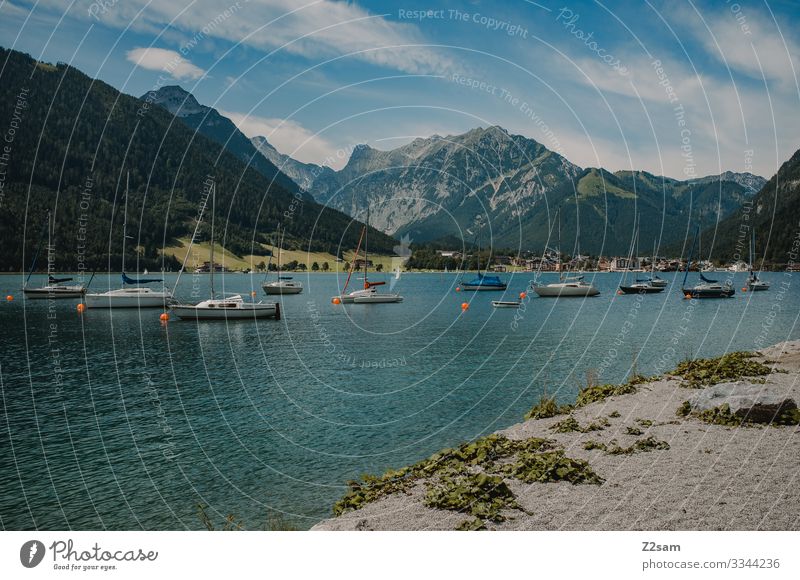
672;352;773;388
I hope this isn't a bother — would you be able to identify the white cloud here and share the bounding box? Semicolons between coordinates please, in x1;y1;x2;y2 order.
126;47;205;80
58;0;454;75
221;110;342;167
681;4;800;84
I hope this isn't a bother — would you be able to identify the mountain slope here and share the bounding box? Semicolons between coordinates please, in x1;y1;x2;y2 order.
250;135;336;193
0;48;395;271
702;149;800;264
264;125;762;255
142;85;304;196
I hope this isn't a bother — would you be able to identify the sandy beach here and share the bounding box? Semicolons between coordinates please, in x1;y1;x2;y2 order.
314;342;800;531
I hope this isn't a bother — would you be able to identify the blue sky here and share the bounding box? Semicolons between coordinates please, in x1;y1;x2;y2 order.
2;0;799;179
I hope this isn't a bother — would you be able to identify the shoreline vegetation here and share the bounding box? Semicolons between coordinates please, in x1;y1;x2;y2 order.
313;343;800;531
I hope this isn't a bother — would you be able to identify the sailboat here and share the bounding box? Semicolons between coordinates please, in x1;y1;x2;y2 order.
460;225;507;291
23;212;89;299
681;224;734;298
170;183;280;320
619;220;663;294
532;210;599;297
747;231;770;291
332;208;403;304
85;174;172;308
262;229;303;295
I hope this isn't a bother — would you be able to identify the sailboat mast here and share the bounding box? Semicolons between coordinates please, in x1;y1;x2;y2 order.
683;223;699;289
122;172;129;275
25;212;49;286
558;209;563;280
364;207;369;287
210;182;215;298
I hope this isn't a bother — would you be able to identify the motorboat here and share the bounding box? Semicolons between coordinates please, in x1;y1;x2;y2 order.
262;276;303;295
533;275;600;297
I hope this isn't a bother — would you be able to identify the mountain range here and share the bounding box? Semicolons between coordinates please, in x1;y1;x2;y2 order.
247;123;766;255
0;48;395;272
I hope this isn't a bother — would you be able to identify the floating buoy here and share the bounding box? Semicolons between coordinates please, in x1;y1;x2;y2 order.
5;295;13;302
250;290;257;297
332;297;341;305
461;302;469;311
617;289;624;295
455;286;461;292
519;292;527;299
76;303;86;313
159;312;170;322
684;293;692;299
742;287;748;292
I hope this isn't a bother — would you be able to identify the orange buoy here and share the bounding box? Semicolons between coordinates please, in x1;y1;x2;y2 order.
461;302;469;311
77;303;86;313
684;293;692;299
742;287;748;292
455;286;461;292
617;289;624;295
332;297;342;305
250;290;257;297
5;295;13;301
160;312;169;322
519;292;527;299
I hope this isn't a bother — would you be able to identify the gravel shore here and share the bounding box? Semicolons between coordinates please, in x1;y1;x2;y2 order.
313;342;800;531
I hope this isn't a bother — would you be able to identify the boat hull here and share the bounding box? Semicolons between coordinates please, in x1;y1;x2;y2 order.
171;304;278;320
262;284;303;295
23;286;85;299
352;295;403;304
748;282;770;292
492;301;521;308
682;287;735;298
533;285;600;297
460;284;507;291
618;285;664;294
85;291;172;308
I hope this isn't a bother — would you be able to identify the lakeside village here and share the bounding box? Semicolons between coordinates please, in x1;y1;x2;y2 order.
189;248;799;275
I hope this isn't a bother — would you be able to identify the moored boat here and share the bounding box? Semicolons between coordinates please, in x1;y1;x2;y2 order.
461;273;507;291
491;300;521;308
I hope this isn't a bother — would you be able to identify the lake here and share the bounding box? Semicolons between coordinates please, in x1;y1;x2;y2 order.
1;270;798;529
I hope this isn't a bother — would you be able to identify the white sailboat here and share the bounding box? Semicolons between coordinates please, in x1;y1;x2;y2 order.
85;175;172;308
333;208;402;304
170;183;280;320
532;210;599;297
747;231;770;292
262;229;303;295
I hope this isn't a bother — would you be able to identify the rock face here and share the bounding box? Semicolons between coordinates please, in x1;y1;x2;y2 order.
253;125;764;254
688;381;797;423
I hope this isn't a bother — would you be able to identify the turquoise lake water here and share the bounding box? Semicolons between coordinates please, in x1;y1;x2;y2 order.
1;271;798;530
